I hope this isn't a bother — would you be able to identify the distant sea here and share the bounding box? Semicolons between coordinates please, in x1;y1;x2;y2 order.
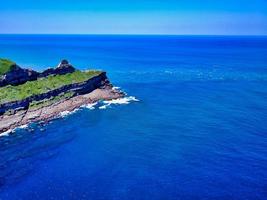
0;35;266;200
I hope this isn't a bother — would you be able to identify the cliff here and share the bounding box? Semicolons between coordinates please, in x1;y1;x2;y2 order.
0;72;109;115
0;59;75;87
0;59;124;134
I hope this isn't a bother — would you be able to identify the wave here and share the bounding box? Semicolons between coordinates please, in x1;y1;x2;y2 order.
112;86;121;90
99;96;139;109
1;93;139;136
99;105;109;110
1;109;80;137
0;124;29;137
103;96;139;105
18;124;29;129
81;102;97;110
0;129;12;137
58;109;79;118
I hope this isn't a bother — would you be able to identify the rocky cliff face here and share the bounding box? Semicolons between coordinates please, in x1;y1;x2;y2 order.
0;72;109;115
0;85;124;133
0;64;39;87
0;60;75;87
38;60;75;78
0;59;125;134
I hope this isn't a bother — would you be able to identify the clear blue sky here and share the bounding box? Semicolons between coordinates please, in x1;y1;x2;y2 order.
0;0;266;35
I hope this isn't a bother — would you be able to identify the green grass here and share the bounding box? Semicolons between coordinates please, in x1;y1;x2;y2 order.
29;92;74;109
0;70;102;104
0;58;16;75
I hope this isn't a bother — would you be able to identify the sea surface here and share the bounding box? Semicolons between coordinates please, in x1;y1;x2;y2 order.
0;35;266;200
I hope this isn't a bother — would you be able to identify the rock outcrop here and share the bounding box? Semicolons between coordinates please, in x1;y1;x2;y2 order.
0;72;110;115
0;59;125;134
0;60;76;87
0;86;124;133
0;64;39;87
39;60;75;78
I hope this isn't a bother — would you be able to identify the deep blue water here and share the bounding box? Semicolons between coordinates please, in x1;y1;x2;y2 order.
0;35;266;200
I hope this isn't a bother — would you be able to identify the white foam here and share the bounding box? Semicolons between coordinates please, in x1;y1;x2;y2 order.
104;96;139;105
100;96;139;109
81;102;97;110
17;124;28;129
0;95;139;136
112;86;121;90
0;124;30;137
59;111;71;117
13;124;29;132
0;129;12;137
58;109;79;118
99;105;109;110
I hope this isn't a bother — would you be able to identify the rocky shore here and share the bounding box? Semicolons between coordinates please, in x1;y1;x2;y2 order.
0;59;125;135
0;85;124;134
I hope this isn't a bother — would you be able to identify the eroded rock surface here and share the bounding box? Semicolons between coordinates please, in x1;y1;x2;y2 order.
0;60;125;135
0;60;76;87
0;86;124;134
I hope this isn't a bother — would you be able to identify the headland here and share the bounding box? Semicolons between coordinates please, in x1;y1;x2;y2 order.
0;59;124;134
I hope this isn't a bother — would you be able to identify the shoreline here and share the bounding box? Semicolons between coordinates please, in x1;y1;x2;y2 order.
0;85;124;135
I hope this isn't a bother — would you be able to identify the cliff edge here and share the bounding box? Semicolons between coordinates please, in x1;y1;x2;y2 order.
0;59;124;134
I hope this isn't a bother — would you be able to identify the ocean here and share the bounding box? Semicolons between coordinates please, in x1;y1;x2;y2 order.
0;35;266;200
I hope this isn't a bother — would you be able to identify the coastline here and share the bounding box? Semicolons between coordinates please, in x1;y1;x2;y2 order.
0;84;124;135
0;59;126;135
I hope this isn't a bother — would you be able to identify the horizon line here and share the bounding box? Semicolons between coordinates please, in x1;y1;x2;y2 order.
0;33;267;37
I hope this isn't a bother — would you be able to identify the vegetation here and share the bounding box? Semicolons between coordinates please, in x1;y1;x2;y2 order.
0;70;102;104
0;58;16;75
29;92;74;109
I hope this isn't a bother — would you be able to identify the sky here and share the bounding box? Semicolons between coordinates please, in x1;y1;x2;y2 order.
0;0;267;35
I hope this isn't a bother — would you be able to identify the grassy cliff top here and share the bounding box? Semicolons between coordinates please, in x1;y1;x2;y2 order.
0;70;102;104
0;59;16;75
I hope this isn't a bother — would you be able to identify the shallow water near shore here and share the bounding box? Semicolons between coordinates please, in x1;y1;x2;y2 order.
0;35;267;199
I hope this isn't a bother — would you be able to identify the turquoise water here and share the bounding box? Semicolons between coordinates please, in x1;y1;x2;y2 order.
0;35;267;199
